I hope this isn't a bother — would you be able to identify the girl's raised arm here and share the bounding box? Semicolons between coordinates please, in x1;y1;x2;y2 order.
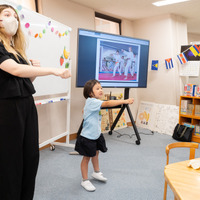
101;98;134;108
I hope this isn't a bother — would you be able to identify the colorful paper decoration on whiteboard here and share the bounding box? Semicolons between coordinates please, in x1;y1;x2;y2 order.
16;5;69;40
151;60;158;70
60;46;70;67
60;56;64;66
165;58;174;69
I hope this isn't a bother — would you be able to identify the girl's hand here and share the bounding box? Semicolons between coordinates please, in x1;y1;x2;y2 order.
30;59;40;67
125;98;134;104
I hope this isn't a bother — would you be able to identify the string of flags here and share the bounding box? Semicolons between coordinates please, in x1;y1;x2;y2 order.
151;44;200;71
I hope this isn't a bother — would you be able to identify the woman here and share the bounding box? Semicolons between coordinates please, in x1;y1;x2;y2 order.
0;4;71;200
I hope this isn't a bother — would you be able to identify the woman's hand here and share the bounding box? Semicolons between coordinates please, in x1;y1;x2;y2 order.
30;60;71;79
53;68;71;79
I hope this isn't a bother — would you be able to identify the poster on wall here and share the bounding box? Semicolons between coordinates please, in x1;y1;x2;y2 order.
136;101;158;130
136;101;179;135
101;93;127;132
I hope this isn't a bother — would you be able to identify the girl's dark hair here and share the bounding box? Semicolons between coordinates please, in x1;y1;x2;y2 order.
83;79;100;99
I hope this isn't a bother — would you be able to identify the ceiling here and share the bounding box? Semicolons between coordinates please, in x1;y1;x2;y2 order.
69;0;200;34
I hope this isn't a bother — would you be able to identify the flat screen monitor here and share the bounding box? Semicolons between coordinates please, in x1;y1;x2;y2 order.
76;29;150;88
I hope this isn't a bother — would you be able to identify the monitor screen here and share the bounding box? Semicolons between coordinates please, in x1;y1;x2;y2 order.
76;29;150;88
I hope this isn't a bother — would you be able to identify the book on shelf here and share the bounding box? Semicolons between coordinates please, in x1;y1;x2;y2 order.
180;99;192;114
186;104;194;115
184;84;196;96
194;124;200;136
195;105;200;116
195;85;200;97
183;123;195;128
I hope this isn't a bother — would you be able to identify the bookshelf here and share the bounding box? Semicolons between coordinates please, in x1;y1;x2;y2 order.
179;96;200;143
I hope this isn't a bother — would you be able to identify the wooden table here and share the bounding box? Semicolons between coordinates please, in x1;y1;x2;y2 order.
164;158;200;200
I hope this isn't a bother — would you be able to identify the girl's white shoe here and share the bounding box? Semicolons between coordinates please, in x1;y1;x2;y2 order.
81;180;96;192
92;172;107;182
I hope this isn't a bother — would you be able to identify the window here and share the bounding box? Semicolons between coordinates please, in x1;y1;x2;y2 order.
95;12;121;35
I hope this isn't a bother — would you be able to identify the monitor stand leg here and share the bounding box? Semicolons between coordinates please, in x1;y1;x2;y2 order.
108;88;141;145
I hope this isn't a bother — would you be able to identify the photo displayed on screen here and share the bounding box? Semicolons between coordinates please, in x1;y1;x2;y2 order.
76;29;150;88
96;40;140;83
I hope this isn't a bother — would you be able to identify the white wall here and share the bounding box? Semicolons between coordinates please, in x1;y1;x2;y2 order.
188;32;200;44
132;14;188;108
37;0;188;143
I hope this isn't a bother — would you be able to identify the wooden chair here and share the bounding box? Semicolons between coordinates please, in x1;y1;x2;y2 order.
163;142;199;200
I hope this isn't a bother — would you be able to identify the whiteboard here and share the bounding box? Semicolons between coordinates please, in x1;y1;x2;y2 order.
0;0;71;96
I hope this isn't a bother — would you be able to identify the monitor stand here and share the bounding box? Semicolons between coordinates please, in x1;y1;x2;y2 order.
108;88;141;145
76;88;141;145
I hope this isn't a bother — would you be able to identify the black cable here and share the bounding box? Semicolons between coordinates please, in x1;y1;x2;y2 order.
113;127;154;138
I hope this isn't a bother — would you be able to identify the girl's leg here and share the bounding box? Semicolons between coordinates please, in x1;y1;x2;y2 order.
81;156;90;180
91;151;107;182
91;151;100;172
81;156;96;192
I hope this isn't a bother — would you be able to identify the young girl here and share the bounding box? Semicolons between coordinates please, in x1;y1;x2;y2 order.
75;79;134;192
0;4;71;200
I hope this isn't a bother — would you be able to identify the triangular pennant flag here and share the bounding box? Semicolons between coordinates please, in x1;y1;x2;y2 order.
177;52;188;64
165;58;174;69
151;60;158;70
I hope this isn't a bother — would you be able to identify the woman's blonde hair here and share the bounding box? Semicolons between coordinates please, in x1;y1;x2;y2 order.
0;4;28;62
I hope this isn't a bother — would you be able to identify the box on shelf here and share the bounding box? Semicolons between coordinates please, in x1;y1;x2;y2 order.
195;105;200;116
184;84;196;96
195;85;200;97
180;99;192;114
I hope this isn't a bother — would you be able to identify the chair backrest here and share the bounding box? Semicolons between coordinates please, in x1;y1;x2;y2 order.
166;142;199;165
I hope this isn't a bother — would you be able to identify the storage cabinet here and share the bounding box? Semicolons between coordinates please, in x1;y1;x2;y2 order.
179;96;200;143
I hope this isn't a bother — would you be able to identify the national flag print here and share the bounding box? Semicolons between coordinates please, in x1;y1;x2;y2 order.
165;58;174;69
177;52;188;64
151;60;158;70
194;44;200;56
189;45;200;57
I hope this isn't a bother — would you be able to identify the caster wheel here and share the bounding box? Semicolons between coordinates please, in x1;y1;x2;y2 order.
135;140;140;145
50;145;55;151
108;131;112;135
